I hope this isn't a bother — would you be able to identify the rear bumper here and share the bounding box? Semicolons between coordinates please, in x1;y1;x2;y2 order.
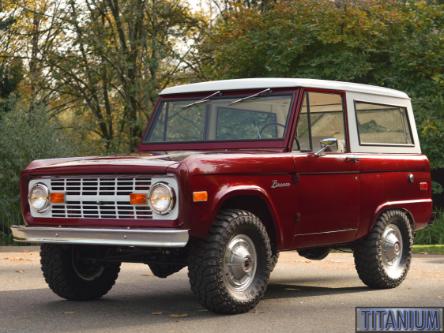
11;225;189;248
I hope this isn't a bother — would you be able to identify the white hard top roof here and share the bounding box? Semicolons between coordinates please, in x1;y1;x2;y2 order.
160;78;409;99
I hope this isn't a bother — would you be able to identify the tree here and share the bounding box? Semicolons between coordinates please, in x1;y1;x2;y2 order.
1;0;203;152
0;4;23;114
45;0;202;151
195;0;444;167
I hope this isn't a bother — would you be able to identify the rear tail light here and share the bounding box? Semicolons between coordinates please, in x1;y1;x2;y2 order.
419;182;429;192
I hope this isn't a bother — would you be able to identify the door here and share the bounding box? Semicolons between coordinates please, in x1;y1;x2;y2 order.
292;90;360;248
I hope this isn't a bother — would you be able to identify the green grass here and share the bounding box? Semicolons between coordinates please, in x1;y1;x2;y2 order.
414;211;444;245
412;244;444;255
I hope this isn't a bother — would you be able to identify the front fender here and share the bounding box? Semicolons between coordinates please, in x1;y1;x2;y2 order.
210;185;284;247
187;184;284;246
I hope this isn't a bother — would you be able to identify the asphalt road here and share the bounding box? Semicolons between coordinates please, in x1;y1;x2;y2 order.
0;247;442;333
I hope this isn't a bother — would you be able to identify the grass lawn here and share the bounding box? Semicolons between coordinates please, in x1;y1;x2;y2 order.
412;244;444;255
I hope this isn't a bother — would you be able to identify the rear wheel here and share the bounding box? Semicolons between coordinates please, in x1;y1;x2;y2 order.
41;244;120;300
353;210;413;289
188;209;272;314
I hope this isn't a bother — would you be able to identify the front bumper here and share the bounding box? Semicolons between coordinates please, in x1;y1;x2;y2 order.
11;225;189;248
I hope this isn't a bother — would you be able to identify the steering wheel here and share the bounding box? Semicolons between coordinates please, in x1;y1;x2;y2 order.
259;122;286;138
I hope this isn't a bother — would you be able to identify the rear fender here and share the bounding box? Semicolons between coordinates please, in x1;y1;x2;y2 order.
371;199;433;232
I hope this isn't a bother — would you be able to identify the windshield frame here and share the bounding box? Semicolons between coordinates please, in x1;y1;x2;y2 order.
139;88;300;152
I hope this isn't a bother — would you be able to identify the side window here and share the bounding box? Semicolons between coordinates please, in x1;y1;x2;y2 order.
355;102;413;145
294;92;346;152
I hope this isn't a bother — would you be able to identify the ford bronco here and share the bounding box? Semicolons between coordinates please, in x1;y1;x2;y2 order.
11;78;433;314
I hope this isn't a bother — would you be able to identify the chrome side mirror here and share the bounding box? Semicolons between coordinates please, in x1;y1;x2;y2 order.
315;137;338;156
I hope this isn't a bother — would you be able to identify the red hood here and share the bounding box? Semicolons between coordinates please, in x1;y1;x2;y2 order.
22;153;192;176
22;149;288;177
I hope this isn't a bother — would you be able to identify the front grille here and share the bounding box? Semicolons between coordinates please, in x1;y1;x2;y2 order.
50;176;152;219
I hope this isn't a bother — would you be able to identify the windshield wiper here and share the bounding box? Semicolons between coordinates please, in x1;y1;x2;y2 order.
182;91;221;109
229;88;271;106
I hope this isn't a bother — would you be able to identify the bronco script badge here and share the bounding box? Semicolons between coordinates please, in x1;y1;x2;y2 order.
271;180;291;189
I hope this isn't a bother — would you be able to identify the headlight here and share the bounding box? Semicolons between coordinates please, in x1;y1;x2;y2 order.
149;182;175;215
28;183;50;212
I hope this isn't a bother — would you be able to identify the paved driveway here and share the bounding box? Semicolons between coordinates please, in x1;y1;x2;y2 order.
0;247;442;333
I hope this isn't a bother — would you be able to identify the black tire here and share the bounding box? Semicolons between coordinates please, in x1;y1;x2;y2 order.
270;248;280;271
353;209;413;289
40;244;120;300
188;209;272;314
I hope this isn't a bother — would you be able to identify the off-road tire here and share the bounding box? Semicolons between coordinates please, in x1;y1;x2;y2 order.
353;210;413;289
40;244;120;300
188;209;272;314
270;249;280;271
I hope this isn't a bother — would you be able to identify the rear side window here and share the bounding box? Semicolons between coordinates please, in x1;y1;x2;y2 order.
355;102;413;145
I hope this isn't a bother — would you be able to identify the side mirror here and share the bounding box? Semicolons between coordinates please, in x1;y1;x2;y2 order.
315;137;338;156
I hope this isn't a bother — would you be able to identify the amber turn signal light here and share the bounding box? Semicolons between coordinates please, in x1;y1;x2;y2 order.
193;191;208;202
50;192;65;204
130;193;147;205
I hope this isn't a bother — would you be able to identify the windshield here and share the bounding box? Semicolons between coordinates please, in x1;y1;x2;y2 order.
144;93;293;143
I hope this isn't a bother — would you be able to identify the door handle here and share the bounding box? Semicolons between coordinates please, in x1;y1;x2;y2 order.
345;157;360;163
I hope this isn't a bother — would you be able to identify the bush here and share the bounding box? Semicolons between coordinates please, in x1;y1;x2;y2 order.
415;212;444;245
0;107;81;244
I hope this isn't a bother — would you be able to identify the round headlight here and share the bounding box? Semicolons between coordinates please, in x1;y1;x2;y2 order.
149;183;175;215
29;183;50;212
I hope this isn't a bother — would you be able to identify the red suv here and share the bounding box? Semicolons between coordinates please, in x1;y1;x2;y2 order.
12;78;433;314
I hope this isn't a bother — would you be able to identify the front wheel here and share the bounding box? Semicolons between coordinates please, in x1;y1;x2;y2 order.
41;244;120;300
188;209;272;314
353;210;413;289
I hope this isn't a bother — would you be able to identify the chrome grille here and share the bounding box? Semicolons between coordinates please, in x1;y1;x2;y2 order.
50;176;152;219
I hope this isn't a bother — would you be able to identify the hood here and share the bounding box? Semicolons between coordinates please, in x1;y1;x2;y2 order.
22;149;292;177
181;151;294;175
22;152;196;176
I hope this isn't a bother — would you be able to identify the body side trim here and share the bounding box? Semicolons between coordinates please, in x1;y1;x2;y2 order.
294;228;357;237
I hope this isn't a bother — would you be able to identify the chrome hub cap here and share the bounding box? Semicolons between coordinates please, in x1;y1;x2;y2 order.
223;234;257;292
381;224;405;279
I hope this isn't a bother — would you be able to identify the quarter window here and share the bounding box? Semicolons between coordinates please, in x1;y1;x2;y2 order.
355;102;413;145
295;92;346;152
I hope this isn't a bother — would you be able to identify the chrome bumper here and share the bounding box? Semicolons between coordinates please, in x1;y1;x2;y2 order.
11;225;189;248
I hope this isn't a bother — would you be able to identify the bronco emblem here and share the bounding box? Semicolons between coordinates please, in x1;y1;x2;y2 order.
271;180;291;189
